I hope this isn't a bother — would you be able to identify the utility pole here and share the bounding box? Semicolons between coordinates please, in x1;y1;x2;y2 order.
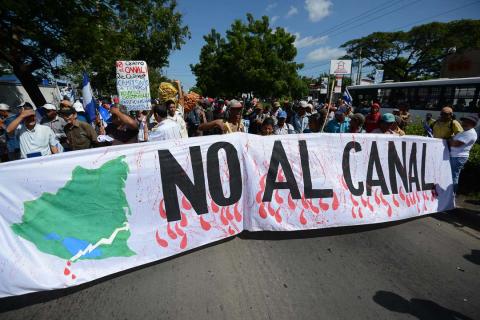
356;47;362;85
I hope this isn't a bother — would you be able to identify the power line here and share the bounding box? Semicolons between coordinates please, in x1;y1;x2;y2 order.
391;0;480;31
309;0;403;38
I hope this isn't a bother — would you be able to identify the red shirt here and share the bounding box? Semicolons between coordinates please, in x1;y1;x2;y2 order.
365;112;381;133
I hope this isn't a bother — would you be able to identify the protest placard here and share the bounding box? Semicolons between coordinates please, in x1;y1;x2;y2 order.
116;61;151;111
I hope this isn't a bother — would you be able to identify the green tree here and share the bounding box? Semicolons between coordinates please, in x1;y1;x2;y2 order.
340;20;480;82
0;0;189;106
191;14;305;98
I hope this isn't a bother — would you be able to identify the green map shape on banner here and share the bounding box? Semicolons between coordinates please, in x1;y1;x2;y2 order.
11;156;135;261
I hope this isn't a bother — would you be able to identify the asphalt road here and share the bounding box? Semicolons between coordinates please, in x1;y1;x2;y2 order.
1;207;479;320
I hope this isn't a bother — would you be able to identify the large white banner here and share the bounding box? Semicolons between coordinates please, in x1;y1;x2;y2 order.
0;133;453;297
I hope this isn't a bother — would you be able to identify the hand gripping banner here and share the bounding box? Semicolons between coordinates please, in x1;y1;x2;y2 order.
0;133;453;297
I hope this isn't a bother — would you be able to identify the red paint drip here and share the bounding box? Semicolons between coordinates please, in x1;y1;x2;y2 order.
358;207;363;218
267;202;276;216
309;199;319;214
361;196;367;207
226;206;234;221
299;209;307;225
301;194;309;209
367;198;373;211
340;176;349;190
274;207;282;223
259;203;268;219
159;199;167;219
405;195;411;207
411;193;417;205
351;207;357;219
399;187;406;201
167;223;177;240
180;234;187;249
278;170;285;182
64;268;71;276
260;174;267;189
416;203;421;214
288;193;296;210
199;215;212;231
423;191;429;201
332;192;339;210
379;193;388;206
319;198;329;211
67;261;71;267
415;191;421;203
374;190;381;205
211;200;219;213
392;194;400;207
182;196;192;210
175;223;185;237
256;190;263;204
220;208;229;225
71;274;76;280
350;194;359;207
234;203;242;222
387;204;393;217
155;230;168;247
180;212;188;227
228;226;236;236
274;190;284;204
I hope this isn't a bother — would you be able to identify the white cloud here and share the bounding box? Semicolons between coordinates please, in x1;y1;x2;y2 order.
286;6;299;18
271;16;279;24
305;0;333;22
293;33;328;49
266;3;278;12
307;47;346;61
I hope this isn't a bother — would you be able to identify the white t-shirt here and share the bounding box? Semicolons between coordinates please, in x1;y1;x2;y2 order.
18;124;58;159
167;114;188;138
150;119;182;141
450;128;478;158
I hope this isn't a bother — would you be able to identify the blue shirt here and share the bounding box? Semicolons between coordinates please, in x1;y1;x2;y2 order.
3;114;20;151
325;118;350;133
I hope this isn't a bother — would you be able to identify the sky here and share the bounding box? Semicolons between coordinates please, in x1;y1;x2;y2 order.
164;0;480;90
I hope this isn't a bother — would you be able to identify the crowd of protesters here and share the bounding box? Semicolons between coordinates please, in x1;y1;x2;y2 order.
0;81;478;193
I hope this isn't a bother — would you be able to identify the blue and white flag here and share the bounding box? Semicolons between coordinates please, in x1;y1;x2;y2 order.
343;88;353;106
98;105;111;128
82;72;97;123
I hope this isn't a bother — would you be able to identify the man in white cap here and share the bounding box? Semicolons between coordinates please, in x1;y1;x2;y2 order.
0;103;21;160
72;100;88;122
448;115;478;194
6;103;59;159
291;100;310;133
40;103;67;146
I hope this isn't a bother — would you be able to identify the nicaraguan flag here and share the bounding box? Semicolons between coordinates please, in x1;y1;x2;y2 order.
98;106;111;127
343;88;353;106
82;72;97;123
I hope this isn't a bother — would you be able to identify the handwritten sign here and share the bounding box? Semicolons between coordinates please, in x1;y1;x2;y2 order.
116;61;151;111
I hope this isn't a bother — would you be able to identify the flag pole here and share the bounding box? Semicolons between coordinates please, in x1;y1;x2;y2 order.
320;75;335;132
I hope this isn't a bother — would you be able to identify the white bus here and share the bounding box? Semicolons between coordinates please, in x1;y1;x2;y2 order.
347;77;480;120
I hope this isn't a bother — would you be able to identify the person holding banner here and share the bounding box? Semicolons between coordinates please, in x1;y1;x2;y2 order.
105;104;139;145
448;115;478;193
198;99;245;134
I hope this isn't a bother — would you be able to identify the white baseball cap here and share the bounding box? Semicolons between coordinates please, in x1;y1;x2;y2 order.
42;103;57;111
0;103;10;111
73;101;85;113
